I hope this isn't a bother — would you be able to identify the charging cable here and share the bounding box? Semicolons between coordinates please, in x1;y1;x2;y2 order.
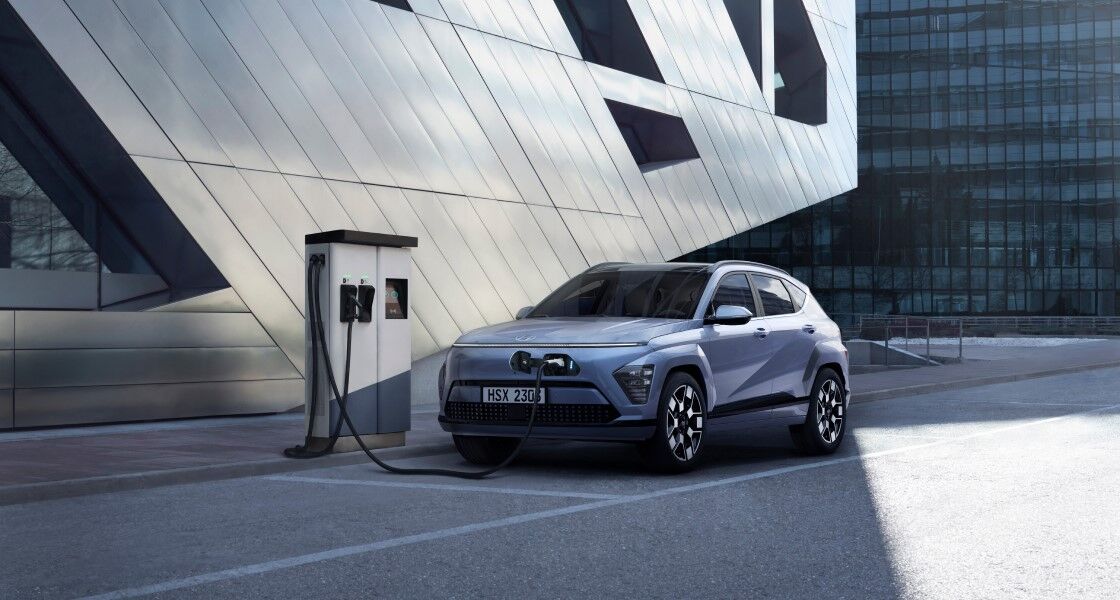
285;256;553;479
284;256;353;458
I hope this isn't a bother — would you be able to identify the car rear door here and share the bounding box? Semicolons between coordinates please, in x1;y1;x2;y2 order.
750;274;818;406
698;273;774;423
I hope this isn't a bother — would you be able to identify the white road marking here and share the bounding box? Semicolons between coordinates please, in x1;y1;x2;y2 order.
853;431;948;440
964;400;1113;408
264;474;622;500
78;402;1120;600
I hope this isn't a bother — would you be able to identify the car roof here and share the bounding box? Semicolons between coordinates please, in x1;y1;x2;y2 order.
707;260;789;275
584;260;789;276
583;262;709;273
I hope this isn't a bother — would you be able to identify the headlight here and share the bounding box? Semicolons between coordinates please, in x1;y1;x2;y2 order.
438;362;447;402
613;364;654;404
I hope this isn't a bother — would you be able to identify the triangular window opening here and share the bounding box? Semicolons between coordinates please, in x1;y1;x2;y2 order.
0;140;98;272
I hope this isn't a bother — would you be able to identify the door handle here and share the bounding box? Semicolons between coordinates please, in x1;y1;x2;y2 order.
802;324;816;334
754;327;768;339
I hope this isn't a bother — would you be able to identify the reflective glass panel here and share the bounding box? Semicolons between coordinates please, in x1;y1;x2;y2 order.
683;1;1120;317
0;140;96;272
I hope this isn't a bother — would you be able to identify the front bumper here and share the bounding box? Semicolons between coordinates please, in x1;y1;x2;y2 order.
438;416;656;442
438;345;660;441
438;382;657;442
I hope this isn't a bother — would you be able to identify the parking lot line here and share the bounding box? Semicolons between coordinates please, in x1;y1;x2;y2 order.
79;401;1120;600
964;400;1113;408
853;431;948;440
264;475;622;500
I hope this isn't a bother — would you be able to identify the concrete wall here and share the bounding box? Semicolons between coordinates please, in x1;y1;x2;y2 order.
846;340;936;367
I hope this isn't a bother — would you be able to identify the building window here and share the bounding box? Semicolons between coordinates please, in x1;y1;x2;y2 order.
0;3;227;310
0;125;167;310
723;0;763;89
371;0;412;10
774;0;827;125
0;140;97;273
554;0;664;82
605;100;699;170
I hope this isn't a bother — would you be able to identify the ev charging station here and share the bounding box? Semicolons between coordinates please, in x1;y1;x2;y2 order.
301;230;418;453
290;228;554;476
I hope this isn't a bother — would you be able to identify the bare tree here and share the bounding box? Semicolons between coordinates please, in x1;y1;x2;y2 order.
0;146;40;268
1;146;40;221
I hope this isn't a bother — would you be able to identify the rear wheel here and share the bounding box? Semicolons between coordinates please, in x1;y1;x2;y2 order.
453;435;519;465
638;372;706;473
790;368;846;454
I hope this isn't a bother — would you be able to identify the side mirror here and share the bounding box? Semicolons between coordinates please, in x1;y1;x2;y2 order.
515;306;534;320
704;305;753;326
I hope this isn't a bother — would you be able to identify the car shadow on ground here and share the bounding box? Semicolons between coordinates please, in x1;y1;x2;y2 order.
480;423;831;476
465;430;905;598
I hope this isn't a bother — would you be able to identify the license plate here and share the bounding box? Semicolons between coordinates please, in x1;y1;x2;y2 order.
482;387;546;404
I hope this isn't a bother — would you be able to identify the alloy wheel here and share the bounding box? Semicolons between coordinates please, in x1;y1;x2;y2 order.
665;384;704;461
816;379;844;443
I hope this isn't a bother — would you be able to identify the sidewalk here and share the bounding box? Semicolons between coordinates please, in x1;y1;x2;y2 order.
1;340;1117;505
852;338;1119;402
0;407;453;505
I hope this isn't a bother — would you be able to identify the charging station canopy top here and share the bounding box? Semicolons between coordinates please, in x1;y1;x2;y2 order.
305;230;419;248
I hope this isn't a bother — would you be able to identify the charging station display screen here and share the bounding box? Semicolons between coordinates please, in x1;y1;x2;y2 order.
385;279;407;319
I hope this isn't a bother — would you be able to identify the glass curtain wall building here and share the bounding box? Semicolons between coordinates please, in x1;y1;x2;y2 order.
684;0;1119;317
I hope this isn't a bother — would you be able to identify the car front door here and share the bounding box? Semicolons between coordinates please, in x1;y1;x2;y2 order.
698;273;775;423
750;274;818;405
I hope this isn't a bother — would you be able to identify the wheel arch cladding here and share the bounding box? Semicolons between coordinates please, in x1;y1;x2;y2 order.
801;343;848;395
665;363;706;404
816;363;846;387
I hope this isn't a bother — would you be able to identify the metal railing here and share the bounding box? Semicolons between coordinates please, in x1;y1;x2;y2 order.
832;314;1120;366
830;315;957;364
950;316;1120;336
846;315;963;364
835;314;1120;338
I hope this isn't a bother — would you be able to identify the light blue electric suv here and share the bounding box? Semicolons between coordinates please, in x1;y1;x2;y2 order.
438;261;850;472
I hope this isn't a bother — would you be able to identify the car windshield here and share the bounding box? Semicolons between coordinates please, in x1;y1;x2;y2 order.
527;268;710;319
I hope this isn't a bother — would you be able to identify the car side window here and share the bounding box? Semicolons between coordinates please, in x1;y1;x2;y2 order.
752;275;796;316
784;280;807;311
708;273;756;316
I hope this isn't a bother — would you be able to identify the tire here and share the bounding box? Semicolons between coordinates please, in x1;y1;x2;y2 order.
453;435;519;465
638;371;707;473
790;368;847;455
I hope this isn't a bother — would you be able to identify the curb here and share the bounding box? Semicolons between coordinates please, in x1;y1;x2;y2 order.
0;440;453;507
852;360;1119;404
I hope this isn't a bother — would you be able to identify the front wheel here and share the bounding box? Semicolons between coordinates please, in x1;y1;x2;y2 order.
638;372;707;473
790;368;846;455
453;435;518;465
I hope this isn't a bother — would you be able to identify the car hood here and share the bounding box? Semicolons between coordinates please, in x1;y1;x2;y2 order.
454;317;699;346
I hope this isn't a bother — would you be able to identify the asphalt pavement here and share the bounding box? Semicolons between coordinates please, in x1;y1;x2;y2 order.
2;367;1118;599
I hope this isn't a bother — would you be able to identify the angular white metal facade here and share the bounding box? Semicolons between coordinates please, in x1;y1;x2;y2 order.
4;0;854;426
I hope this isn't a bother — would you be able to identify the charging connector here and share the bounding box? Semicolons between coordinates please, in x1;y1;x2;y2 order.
357;284;375;323
340;283;359;322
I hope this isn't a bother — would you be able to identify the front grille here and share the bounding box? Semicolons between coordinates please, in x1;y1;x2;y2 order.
444;401;619;425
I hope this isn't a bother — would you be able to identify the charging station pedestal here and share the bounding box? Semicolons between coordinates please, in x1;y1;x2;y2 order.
304;230;418;453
